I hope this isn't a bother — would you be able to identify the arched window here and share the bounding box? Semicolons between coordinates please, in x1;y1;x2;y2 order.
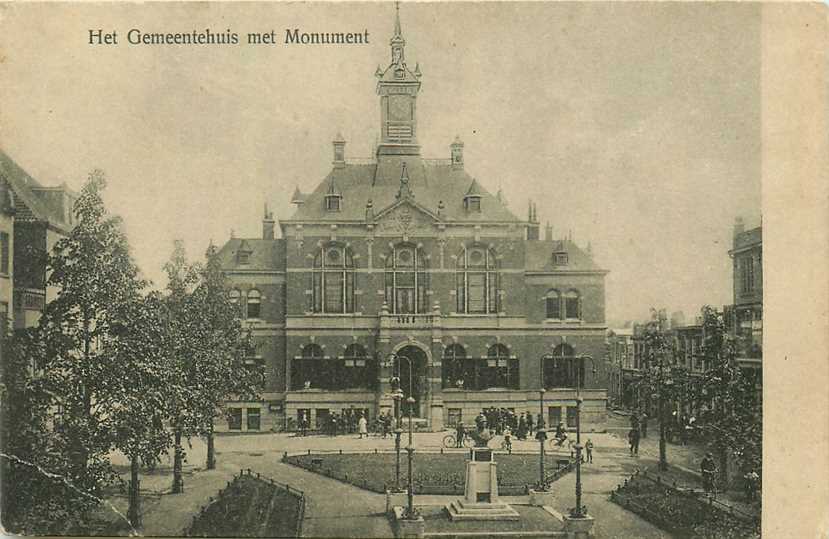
342;344;373;389
442;344;472;389
246;289;261;319
228;289;242;317
481;344;519;389
456;246;499;314
384;244;428;314
311;245;355;314
291;344;336;390
545;290;561;319
543;344;584;389
564;290;581;320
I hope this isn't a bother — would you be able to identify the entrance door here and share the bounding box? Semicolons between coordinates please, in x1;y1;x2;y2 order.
395;345;427;418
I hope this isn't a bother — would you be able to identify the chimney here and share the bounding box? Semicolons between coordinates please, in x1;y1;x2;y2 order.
451;136;464;170
262;204;275;240
333;132;346;169
544;222;553;241
526;201;540;240
733;216;745;239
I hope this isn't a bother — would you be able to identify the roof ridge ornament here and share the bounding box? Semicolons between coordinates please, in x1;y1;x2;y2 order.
396;161;414;199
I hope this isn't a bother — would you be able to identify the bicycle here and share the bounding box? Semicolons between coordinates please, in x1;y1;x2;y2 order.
443;433;475;449
500;436;512;454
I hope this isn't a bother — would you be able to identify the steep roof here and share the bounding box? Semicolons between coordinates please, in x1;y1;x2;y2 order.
216;238;286;272
524;239;605;273
0;149;74;232
286;156;520;223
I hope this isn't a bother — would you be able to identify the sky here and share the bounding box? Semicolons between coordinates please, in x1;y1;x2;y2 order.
0;2;761;326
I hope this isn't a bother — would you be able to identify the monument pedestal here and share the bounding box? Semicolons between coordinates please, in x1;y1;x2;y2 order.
444;448;519;521
563;514;595;539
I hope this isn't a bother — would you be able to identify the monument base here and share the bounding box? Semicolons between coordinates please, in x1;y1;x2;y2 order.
528;488;555;507
444;499;520;521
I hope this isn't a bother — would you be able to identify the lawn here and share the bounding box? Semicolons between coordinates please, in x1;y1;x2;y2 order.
186;474;303;538
285;452;571;495
611;471;760;539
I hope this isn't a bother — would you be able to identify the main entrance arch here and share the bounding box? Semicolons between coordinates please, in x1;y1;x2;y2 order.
393;344;429;418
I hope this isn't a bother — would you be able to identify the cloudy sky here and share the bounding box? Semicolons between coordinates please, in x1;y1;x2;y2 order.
0;2;761;326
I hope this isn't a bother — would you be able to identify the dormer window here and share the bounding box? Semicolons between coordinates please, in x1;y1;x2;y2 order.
465;197;481;212
325;194;342;212
553;252;568;266
238;252;250;265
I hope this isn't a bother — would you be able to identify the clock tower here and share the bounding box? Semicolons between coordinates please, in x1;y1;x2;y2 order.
375;3;422;157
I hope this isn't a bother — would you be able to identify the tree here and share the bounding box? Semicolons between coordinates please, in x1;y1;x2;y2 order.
0;328;95;534
695;305;762;487
35;170;145;504
160;240;201;493
191;243;262;469
108;292;172;528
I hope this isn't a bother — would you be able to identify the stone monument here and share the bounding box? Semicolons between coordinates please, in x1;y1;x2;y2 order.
445;430;520;521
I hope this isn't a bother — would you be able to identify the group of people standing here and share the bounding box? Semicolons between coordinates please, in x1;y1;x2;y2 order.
297;408;372;437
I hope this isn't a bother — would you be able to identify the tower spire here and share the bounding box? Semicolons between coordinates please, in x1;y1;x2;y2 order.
394;1;402;39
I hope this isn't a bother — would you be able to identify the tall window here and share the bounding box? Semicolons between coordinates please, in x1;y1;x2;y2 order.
545;290;561;319
456;247;498;314
312;245;355;313
384;244;428;314
442;344;471;389
543;344;584;388
483;344;519;389
740;256;755;295
246;289;261;319
342;344;373;389
0;232;9;274
564;290;581;320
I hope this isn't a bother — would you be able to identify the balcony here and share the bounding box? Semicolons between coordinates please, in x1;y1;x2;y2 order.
380;312;436;330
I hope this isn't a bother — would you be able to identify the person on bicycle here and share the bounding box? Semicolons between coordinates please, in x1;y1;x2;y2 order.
700;452;717;493
554;421;568;446
456;421;466;448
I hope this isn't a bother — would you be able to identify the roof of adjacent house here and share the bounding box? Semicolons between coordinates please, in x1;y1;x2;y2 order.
286;156;520;223
216;238;286;272
0;149;74;232
524;239;605;273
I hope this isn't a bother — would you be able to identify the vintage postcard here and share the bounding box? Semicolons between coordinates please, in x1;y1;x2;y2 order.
0;2;826;538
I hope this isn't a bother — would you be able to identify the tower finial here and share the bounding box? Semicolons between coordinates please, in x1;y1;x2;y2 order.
394;1;402;37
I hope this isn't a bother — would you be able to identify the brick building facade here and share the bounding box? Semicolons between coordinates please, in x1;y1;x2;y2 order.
217;8;609;433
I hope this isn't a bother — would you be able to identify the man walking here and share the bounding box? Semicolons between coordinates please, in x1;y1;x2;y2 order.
640;412;648;438
628;427;640;456
585;438;594;463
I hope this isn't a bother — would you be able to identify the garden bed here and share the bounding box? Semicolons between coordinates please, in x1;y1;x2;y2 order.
185;471;304;537
285;452;572;496
611;470;760;539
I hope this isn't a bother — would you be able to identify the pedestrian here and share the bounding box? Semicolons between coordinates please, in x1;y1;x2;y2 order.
536;413;544;435
640;413;648;438
381;412;389;438
700;452;718;493
526;412;534;436
299;411;308;436
744;470;760;502
456;421;466;448
517;414;527;440
585;438;594;463
358;413;368;439
628;427;640;456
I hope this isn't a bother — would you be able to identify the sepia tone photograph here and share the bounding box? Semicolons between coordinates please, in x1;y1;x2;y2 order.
0;1;826;538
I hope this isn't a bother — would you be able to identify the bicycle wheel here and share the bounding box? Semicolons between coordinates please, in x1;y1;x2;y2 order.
443;434;456;448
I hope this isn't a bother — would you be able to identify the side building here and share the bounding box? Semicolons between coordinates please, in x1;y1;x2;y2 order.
216;7;610;433
0;150;76;330
726;217;762;386
1;182;14;341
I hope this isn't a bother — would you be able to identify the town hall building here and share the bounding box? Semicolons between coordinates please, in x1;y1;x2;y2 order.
217;7;609;433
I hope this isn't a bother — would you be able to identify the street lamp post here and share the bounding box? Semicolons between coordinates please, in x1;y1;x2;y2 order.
539;386;546;488
657;358;668;471
571;354;596;519
391;383;403;491
406;395;415;518
387;352;417;519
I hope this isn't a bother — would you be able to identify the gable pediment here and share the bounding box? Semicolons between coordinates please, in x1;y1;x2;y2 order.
374;199;439;235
